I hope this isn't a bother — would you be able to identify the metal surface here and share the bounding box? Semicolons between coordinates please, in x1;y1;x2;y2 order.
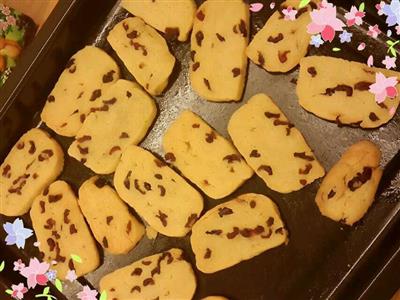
0;1;399;299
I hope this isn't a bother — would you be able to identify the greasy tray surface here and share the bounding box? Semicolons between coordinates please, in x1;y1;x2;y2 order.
1;0;400;299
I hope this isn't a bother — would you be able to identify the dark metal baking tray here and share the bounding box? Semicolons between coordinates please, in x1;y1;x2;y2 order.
0;0;399;299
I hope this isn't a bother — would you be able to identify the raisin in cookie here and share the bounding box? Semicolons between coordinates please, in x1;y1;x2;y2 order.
297;56;400;128
247;0;318;72
315;140;383;226
78;176;145;254
114;145;203;237
120;0;196;42
41;46;120;136
30;181;99;279
228;94;325;193
100;248;196;300
107;17;175;96
191;193;288;273
0;128;64;216
163;110;253;199
68;80;157;174
190;0;249;101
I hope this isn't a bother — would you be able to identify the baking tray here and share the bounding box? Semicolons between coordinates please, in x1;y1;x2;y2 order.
0;0;399;299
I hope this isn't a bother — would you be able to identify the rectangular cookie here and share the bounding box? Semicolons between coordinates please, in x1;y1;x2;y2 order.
297;56;400;128
0;128;64;216
247;0;318;72
316;140;383;225
78;176;145;254
120;0;197;42
228;94;325;193
41;46;120;137
100;248;196;300
107;17;176;96
190;0;249;101
114;145;203;237
68;80;157;174
30;181;99;279
162;110;254;199
191;193;288;273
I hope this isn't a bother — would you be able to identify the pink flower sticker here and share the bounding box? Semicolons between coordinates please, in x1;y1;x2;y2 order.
13;259;25;272
376;1;385;15
307;0;345;42
367;25;381;38
77;285;98;300
66;269;77;282
282;6;298;21
250;3;264;12
0;4;11;16
382;56;397;70
345;6;365;27
19;258;49;289
11;283;27;300
369;72;398;103
396;25;400;35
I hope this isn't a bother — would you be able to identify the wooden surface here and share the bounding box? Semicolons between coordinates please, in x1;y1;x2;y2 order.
1;0;58;28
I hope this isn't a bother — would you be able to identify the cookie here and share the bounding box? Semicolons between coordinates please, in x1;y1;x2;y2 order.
162;110;253;199
247;0;317;73
228;94;325;193
30;181;99;279
315;140;383;225
41;46;120;137
99;248;196;300
190;0;249;102
114;145;203;237
78;176;145;254
107;17;176;96
297;56;400;128
68;80;157;174
191;193;288;273
120;0;196;42
0;128;64;216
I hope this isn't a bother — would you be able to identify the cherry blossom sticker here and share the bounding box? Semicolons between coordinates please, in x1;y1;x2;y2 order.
369;72;399;103
307;0;345;42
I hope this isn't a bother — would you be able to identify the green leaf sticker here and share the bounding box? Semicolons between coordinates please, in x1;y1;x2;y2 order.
332;47;341;52
390;47;397;57
299;0;311;9
100;290;108;300
5;289;12;295
55;279;63;292
43;287;50;295
358;2;365;12
71;254;82;263
0;261;5;272
387;40;394;46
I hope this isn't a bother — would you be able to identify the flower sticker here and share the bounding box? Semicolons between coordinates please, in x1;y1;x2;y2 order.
3;219;33;249
10;283;28;300
45;269;57;282
368;25;381;38
345;6;365;27
0;4;11;16
369;72;398;103
382;55;397;69
66;269;78;282
310;34;324;47
376;1;385;16
282;6;298;21
382;0;400;27
307;0;345;42
20;258;49;289
13;259;26;272
339;30;352;43
77;285;98;300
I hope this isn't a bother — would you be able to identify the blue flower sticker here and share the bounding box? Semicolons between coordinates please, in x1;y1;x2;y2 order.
310;34;324;48
45;269;57;282
3;218;33;249
339;30;353;43
383;0;400;27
